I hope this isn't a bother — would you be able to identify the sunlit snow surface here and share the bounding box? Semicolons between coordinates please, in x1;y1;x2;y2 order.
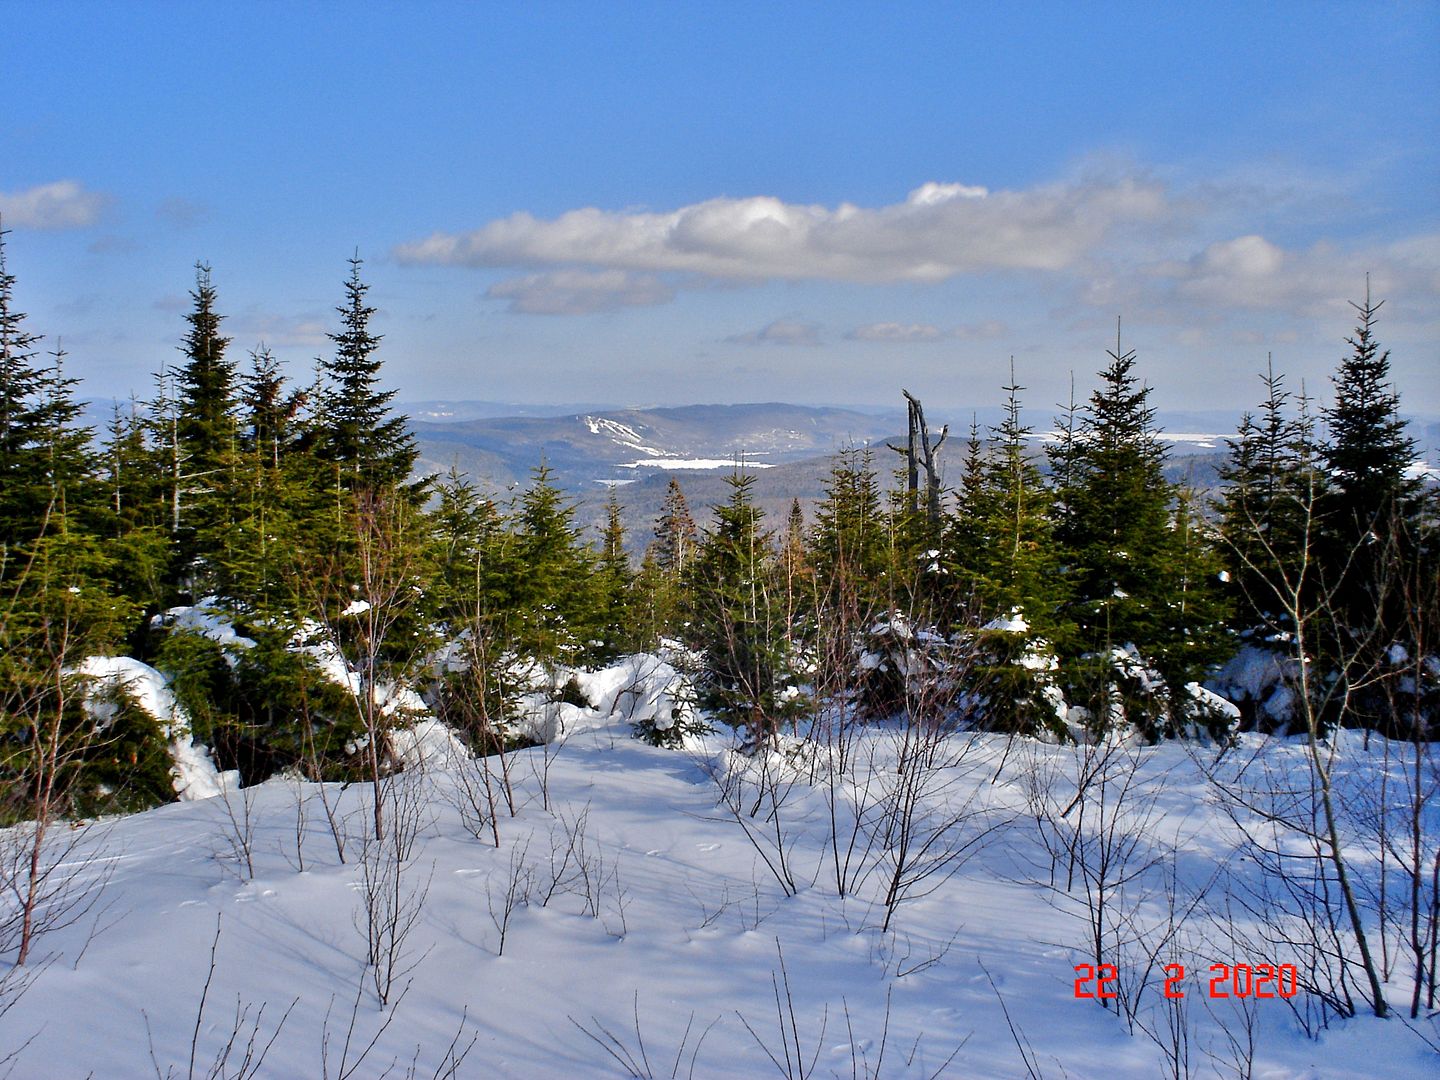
2;659;1434;1077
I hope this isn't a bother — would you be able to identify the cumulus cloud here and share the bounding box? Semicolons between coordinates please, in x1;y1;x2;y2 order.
847;322;944;342
1149;232;1440;317
726;320;822;347
0;180;108;229
396;176;1172;284
486;269;674;315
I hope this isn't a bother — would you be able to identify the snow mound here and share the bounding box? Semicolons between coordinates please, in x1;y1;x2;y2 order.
150;598;256;665
77;656;232;800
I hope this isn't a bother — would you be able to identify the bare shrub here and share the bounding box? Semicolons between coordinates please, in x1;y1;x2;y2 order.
353;771;433;1007
568;990;718;1080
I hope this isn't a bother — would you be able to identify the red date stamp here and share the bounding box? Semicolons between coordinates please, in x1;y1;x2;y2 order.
1074;962;1298;1000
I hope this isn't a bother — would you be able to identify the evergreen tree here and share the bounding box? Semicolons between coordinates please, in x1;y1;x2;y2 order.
1217;361;1328;642
173;264;237;479
1318;288;1424;732
0;232;106;583
314;257;420;498
593;489;638;659
504;464;599;667
944;417;989;612
159;264;243;597
217;347;315;606
961;373;1071;736
1321;287;1421;622
1048;329;1228;737
652;478;698;579
430;465;506;624
810;447;887;608
688;472;805;746
0;226;60;556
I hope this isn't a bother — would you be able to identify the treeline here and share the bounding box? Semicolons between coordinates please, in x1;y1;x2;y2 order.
0;227;1436;820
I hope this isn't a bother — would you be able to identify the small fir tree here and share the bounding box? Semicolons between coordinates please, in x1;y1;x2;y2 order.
314;257;421;498
688;472;805;746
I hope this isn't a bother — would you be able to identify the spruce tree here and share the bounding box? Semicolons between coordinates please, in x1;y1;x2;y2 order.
1218;362;1328;636
173;264;237;479
0;231;106;581
504;464;598;668
944;417;989;613
0;225;58;556
1321;288;1421;621
1318;288;1424;731
218;347;315;606
314;257;420;498
652;478;698;579
160;264;242;597
688;471;804;745
961;373;1071;735
1048;329;1227;737
810;447;886;609
592;489;638;659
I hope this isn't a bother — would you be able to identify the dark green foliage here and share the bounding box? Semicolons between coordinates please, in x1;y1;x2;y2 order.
430;465;508;624
811;447;887;609
1217;363;1327;629
1048;333;1229;737
963;619;1067;738
0;235;102;562
173;264;237;480
1317;291;1426;734
687;472;807;745
1320;291;1422;629
504;464;601;665
593;489;641;659
150;627;237;748
69;690;176;818
313;257;421;498
228;624;365;780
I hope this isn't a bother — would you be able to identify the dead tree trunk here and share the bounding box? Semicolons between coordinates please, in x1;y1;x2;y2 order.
900;390;948;528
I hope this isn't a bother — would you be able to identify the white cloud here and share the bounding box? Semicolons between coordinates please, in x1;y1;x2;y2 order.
848;319;1009;342
0;180;108;229
726;320;822;347
847;322;944;342
1151;233;1440;317
486;269;674;315
395;175;1173;284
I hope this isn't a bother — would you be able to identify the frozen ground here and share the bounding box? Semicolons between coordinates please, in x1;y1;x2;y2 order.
0;666;1435;1079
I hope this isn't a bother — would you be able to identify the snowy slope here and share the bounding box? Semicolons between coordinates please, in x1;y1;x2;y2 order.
0;677;1434;1078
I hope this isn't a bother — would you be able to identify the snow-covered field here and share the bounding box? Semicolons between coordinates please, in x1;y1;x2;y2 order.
1;666;1435;1078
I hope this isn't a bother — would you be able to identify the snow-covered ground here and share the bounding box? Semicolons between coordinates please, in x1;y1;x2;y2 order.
0;669;1434;1078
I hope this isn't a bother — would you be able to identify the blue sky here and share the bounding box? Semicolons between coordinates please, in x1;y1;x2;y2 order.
3;2;1437;419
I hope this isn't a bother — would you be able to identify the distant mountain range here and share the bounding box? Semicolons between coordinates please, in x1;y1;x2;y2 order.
406;401;1251;547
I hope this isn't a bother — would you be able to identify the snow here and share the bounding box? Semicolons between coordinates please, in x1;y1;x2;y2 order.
76;655;233;800
619;458;775;470
4;654;1434;1077
982;608;1029;635
583;415;668;456
151;598;257;664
